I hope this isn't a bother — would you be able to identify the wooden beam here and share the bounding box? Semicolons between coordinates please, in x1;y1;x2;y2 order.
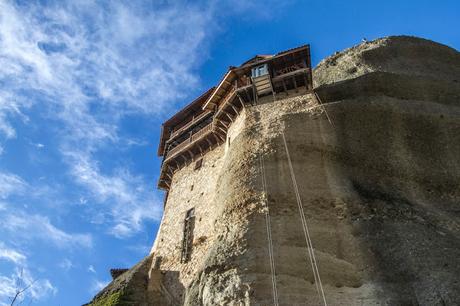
216;125;227;135
252;82;259;105
222;110;234;122
166;163;175;173
243;87;250;104
216;118;229;128
212;133;222;143
175;157;184;169
282;78;288;95
229;102;239;116
179;154;188;164
172;160;179;169
236;93;246;108
293;76;298;93
197;143;204;155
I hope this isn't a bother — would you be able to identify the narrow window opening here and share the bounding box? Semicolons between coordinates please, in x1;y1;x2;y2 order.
181;208;195;263
153;256;162;269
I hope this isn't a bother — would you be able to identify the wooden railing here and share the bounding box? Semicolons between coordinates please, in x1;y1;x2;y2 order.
169;110;212;140
165;122;213;159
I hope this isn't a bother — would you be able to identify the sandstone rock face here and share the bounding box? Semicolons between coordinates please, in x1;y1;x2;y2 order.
88;36;460;305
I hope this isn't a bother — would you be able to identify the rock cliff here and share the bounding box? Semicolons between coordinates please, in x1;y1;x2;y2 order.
87;36;460;306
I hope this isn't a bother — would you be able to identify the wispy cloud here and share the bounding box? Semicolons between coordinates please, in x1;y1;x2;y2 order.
0;267;57;305
0;213;92;249
58;258;74;271
88;265;96;274
0;243;26;265
0;244;56;305
0;0;208;238
0;0;282;241
64;149;162;237
0;172;27;199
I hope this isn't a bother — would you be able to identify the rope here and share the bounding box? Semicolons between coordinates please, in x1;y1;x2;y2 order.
313;90;335;128
282;132;328;306
259;155;279;306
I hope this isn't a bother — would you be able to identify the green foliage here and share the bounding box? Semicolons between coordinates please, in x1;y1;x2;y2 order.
89;289;138;306
90;291;123;306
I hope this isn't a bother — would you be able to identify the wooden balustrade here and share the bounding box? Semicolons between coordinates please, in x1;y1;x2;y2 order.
165;122;213;160
169;110;212;140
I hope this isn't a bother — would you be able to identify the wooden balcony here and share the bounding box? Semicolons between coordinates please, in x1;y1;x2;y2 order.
168;110;213;142
164;122;214;162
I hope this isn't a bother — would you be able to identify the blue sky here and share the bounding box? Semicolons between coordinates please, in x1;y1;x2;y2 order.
0;0;458;304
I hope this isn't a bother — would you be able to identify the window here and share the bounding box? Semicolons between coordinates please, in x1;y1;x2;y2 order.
252;64;268;78
194;158;203;170
181;208;196;263
153;256;163;269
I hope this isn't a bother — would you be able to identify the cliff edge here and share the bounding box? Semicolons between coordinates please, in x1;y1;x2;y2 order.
87;36;460;306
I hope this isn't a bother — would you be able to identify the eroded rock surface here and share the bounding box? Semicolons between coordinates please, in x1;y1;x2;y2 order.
88;36;460;306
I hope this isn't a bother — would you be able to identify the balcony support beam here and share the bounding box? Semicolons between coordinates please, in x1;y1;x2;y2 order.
236;93;246;108
229;102;239;116
222;110;234;123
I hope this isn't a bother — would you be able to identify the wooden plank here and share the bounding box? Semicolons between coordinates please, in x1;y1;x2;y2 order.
216;125;227;135
213;133;223;143
222;110;234;122
216;118;229;128
272;68;309;82
254;79;271;85
257;84;272;91
237;94;245;108
197;143;203;155
228;102;239;115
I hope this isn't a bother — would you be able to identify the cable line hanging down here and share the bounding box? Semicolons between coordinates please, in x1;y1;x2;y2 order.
259;154;279;306
282;132;327;306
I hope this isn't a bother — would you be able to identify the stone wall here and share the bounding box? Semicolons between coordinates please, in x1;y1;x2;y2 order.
89;36;460;306
148;108;249;303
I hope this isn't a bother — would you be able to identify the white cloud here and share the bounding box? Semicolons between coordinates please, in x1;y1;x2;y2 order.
0;213;92;249
65;150;162;238
88;265;96;274
0;172;27;199
0;268;57;305
0;0;283;240
0;0;204;238
58;258;74;271
0;0;212;140
0;243;26;265
0;244;56;304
